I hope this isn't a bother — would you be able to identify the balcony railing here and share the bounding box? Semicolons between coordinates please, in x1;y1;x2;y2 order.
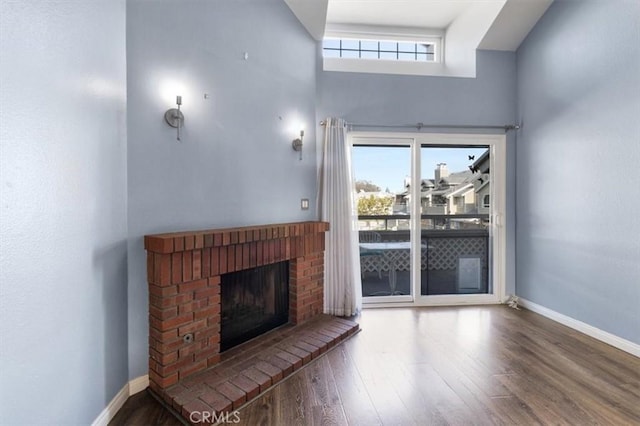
358;214;490;232
357;214;490;296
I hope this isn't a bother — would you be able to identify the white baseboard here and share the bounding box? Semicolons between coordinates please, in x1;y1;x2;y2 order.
129;374;150;395
518;298;640;358
91;375;149;426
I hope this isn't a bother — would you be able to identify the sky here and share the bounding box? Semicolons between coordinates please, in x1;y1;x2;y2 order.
352;146;488;193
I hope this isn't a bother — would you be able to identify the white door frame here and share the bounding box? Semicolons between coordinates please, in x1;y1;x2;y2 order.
349;132;506;307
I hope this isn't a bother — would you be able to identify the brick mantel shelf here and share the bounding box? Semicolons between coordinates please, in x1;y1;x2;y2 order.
144;221;330;393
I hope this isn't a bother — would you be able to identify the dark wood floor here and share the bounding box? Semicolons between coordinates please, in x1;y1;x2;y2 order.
110;306;640;425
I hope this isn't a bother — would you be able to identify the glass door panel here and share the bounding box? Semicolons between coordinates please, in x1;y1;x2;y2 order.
352;145;412;299
419;146;491;296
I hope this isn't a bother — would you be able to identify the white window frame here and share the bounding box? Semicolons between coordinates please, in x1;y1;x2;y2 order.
349;132;506;308
323;28;444;77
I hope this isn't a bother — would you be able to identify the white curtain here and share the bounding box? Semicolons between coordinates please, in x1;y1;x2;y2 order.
319;118;362;317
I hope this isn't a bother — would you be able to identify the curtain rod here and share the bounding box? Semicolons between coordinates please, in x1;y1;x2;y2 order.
319;121;520;132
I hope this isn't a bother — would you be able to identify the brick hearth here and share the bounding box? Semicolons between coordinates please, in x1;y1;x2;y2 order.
161;314;358;423
144;221;359;422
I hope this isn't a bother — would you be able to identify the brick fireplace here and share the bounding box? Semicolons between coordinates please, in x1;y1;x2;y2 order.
144;221;332;393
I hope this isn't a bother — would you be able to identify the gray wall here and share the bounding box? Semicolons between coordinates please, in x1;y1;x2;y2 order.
317;50;519;295
126;0;318;379
0;1;128;424
516;0;640;344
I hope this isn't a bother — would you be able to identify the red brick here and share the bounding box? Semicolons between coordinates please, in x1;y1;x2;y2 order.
235;245;243;270
202;248;211;277
199;388;232;414
230;375;259;401
178;340;204;358
150;348;178;365
242;367;272;392
280;344;312;364
194;346;221;363
178;278;207;293
269;241;275;263
182;251;193;282
181;398;213;424
178;319;207;336
194;234;204;249
254;361;283;383
171;385;204;410
219;247;227;274
179;359;208;380
274;350;303;370
178;300;199;315
262;354;293;377
171;253;183;284
149;369;179;389
230;232;239;245
149;326;178;343
207;317;222;329
227;247;235;273
153;312;193;332
195;287;218;300
174;236;185;252
147;254;155;284
256;242;263;266
151;354;194;376
306;330;332;344
207;335;221;347
192;250;202;279
215;381;246;409
145;236;174;254
325;324;350;336
150;292;193;309
155;254;172;286
149;305;178;321
184;235;195;251
207;354;221;367
211;247;220;276
195;306;220;321
293;340;321;358
149;284;178;298
194;326;220;342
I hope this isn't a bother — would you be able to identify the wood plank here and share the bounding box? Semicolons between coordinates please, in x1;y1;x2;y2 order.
112;306;640;425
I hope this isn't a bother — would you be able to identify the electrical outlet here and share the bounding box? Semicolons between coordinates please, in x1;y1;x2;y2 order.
301;198;309;210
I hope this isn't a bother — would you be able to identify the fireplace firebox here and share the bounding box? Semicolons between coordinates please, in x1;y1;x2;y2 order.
220;261;289;351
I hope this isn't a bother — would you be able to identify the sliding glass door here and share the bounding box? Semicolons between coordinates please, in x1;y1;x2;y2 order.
352;142;413;303
420;145;491;296
351;133;506;306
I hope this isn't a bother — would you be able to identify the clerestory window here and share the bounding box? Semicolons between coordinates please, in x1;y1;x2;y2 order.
323;38;436;62
322;33;443;76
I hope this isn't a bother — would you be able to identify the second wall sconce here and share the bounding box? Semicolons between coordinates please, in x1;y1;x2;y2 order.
292;130;304;160
164;95;184;141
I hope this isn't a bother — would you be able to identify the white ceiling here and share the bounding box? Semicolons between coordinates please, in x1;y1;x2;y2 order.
285;0;553;52
327;0;479;30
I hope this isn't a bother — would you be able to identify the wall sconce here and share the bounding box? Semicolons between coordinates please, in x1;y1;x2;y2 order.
291;130;304;160
164;95;184;141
